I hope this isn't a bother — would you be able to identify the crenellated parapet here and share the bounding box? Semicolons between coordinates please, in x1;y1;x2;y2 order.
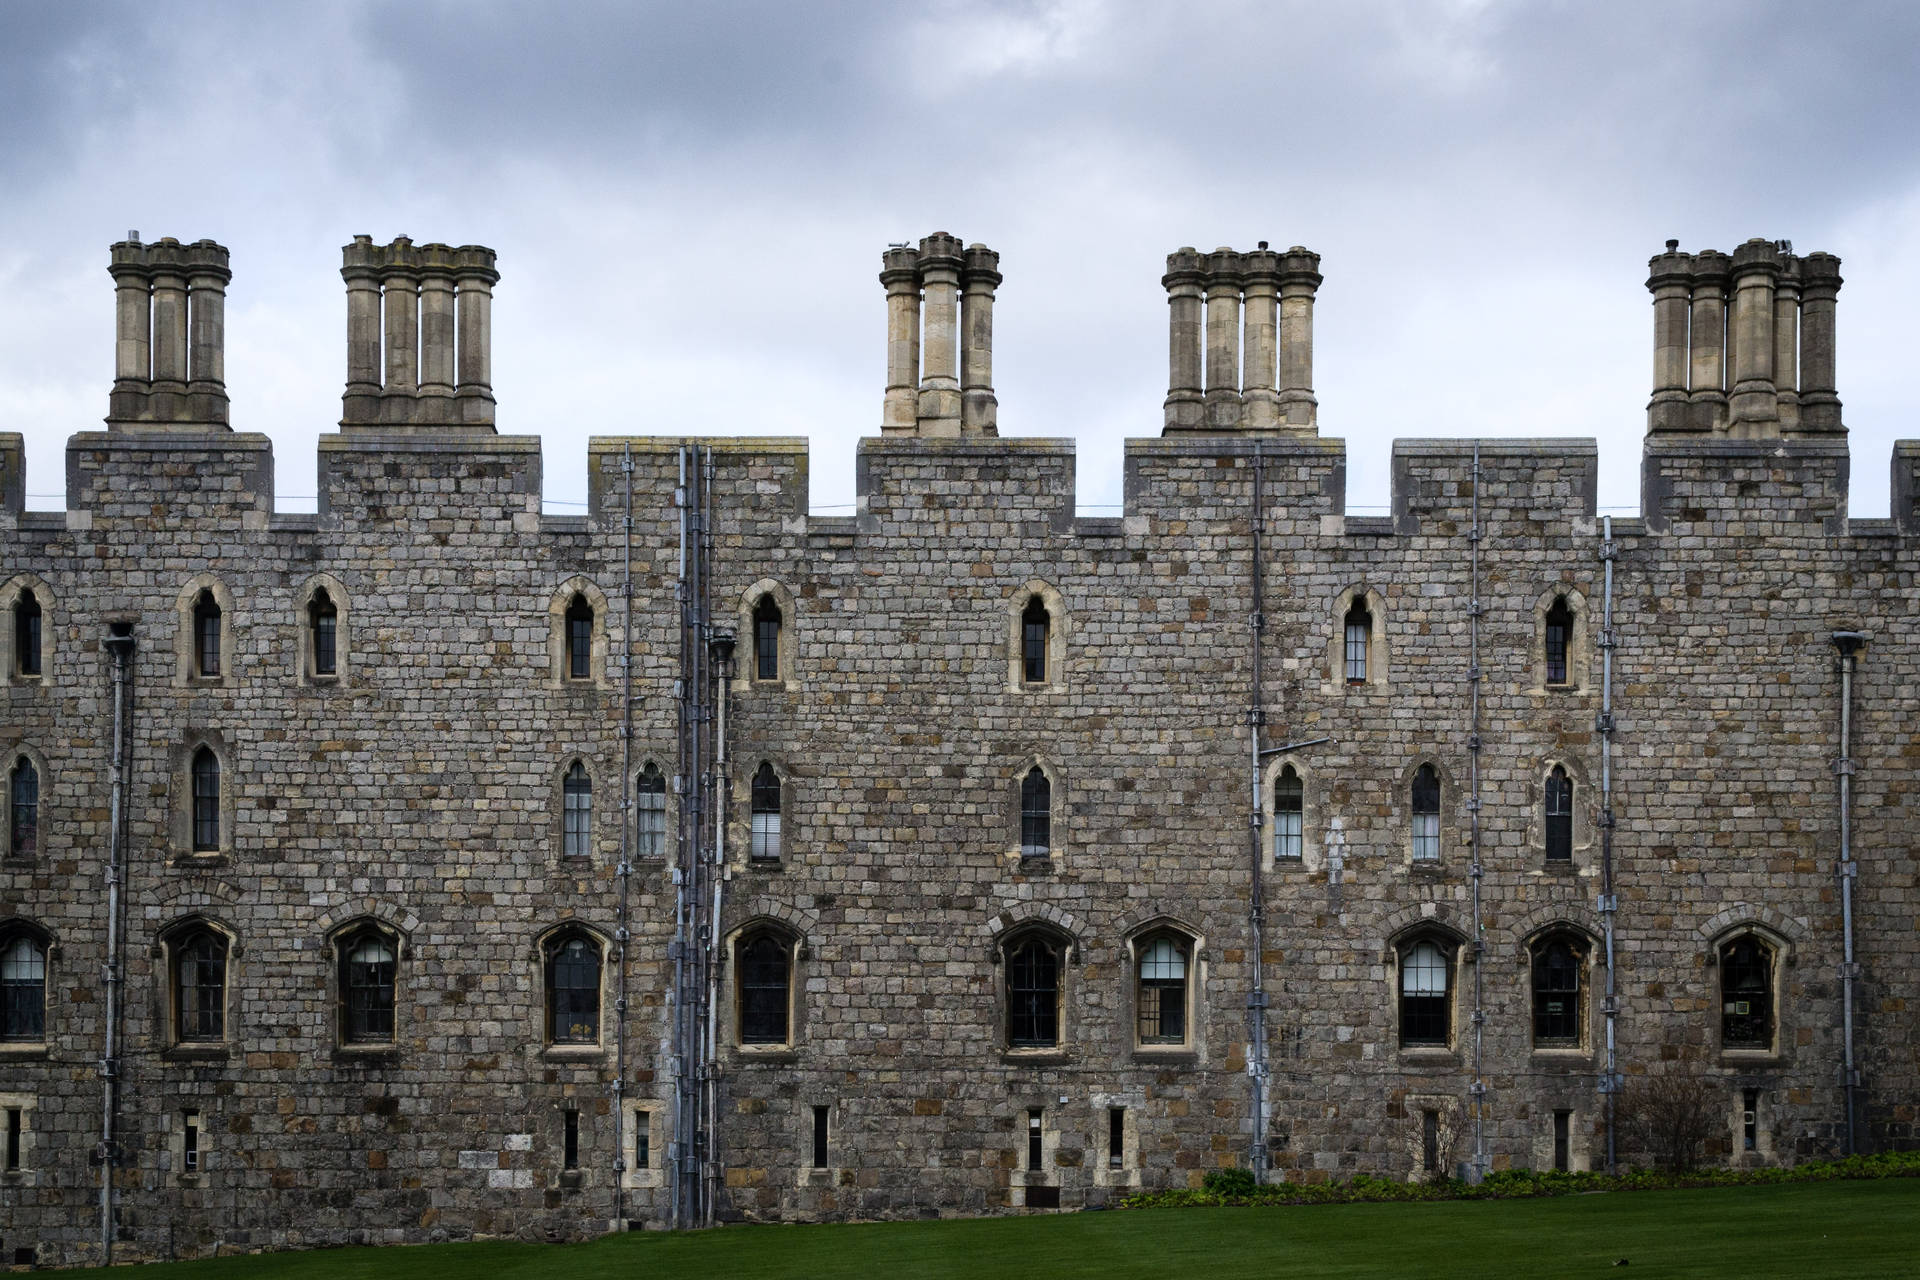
339;235;500;432
1162;243;1321;435
106;234;232;430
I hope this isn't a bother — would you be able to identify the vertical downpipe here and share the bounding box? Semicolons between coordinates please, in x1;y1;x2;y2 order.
1246;441;1269;1178
670;445;692;1229
1831;630;1864;1155
100;624;135;1264
1598;517;1620;1172
613;446;635;1227
1467;444;1487;1181
699;450;721;1227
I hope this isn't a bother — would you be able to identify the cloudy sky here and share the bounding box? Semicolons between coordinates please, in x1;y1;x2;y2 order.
3;0;1917;517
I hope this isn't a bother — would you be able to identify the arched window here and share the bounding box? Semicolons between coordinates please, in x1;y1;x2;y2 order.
545;933;602;1045
190;747;220;852
564;593;593;681
1022;596;1050;684
1411;764;1440;862
562;761;591;859
738;932;791;1045
309;588;338;677
1344;600;1372;685
1007;935;1061;1048
1;931;46;1042
192;589;222;678
13;590;41;677
1020;767;1051;857
636;763;667;859
1399;938;1450;1047
1545;766;1573;862
1136;935;1190;1045
9;757;38;860
753;596;782;682
340;928;396;1045
1720;936;1774;1049
173;928;228;1042
1273;765;1303;861
1544;596;1573;686
750;762;782;860
1531;935;1585;1046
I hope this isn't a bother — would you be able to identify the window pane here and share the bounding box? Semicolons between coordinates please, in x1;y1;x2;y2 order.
1721;938;1773;1047
1137;938;1187;1044
1020;768;1050;856
1545;599;1572;685
1008;940;1059;1047
310;590;337;676
1545;769;1573;861
566;596;593;680
563;763;591;858
14;592;40;676
10;760;37;859
751;765;781;859
549;938;601;1043
1344;603;1371;683
344;934;396;1042
1402;941;1448;996
175;932;226;1041
1;936;45;1041
637;766;666;857
740;936;790;1044
1532;938;1582;1043
754;598;781;681
191;750;220;851
1274;768;1303;860
194;594;221;677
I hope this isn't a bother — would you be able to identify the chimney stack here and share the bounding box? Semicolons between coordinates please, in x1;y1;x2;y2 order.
341;236;499;431
877;233;1001;437
1162;243;1320;435
106;235;231;430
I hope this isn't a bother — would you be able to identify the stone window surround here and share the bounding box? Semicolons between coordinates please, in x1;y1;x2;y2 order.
736;755;793;868
620;1099;667;1190
173;572;235;688
1520;923;1601;1060
1089;1090;1146;1189
632;752;673;862
1006;755;1064;868
536;921;610;1061
547;575;610;690
153;915;241;1060
1122;919;1205;1060
1397;756;1457;870
1326;584;1389;690
1529;585;1592;694
1005;579;1068;695
0;573;52;686
1707;924;1794;1065
0;1091;39;1183
1007;1096;1067;1202
735;578;797;692
2;741;50;865
552;754;604;864
323;916;407;1058
1387;921;1470;1063
169;732;236;864
994;923;1077;1064
720;918;807;1062
1261;754;1319;871
0;918;54;1060
1525;757;1596;870
294;572;351;686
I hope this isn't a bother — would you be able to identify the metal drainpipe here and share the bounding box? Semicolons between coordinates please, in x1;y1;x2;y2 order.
1246;440;1269;1179
612;446;635;1228
1831;630;1865;1155
100;623;135;1264
704;632;732;1225
1466;444;1486;1181
1598;517;1621;1172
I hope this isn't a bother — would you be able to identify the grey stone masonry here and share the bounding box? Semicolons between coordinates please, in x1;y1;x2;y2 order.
0;232;1915;1269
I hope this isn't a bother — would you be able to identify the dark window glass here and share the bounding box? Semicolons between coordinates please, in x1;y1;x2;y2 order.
1721;937;1773;1048
9;758;37;860
5;1107;19;1172
1273;765;1303;860
750;763;781;859
739;934;790;1044
753;596;781;682
635;1120;650;1170
564;1109;579;1169
174;929;227;1042
547;935;601;1044
1020;767;1050;857
1411;764;1440;861
1553;1110;1571;1172
1399;939;1449;1046
1027;1108;1044;1169
812;1105;829;1169
1007;937;1059;1048
565;594;593;680
1742;1089;1759;1151
1545;597;1573;685
636;763;667;858
191;747;220;851
1022;597;1049;684
1;934;46;1041
14;591;40;677
1136;936;1188;1044
1344;600;1371;684
1108;1107;1124;1169
562;761;591;858
1545;767;1573;862
1532;937;1583;1044
193;590;221;677
342;931;396;1044
1421;1110;1440;1173
309;589;337;676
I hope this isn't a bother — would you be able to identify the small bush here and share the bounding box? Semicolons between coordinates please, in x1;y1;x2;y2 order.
1202;1167;1259;1197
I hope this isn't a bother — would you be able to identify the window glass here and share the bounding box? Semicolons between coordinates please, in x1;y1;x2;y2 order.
344;932;395;1043
739;934;790;1044
1;934;46;1041
1721;937;1773;1048
1532;937;1582;1044
1022;597;1049;683
549;936;601;1043
562;762;591;858
175;930;227;1041
1545;767;1573;861
1399;939;1449;1046
1020;767;1050;856
1273;766;1303;860
1545;597;1573;685
636;764;667;858
14;591;41;677
1411;765;1440;861
565;594;593;680
1137;937;1188;1044
1344;601;1371;684
193;591;221;678
309;589;337;676
1007;938;1059;1047
9;758;37;859
191;748;220;851
753;597;782;681
750;763;781;859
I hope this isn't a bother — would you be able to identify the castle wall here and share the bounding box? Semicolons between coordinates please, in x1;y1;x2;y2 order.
1;425;1916;1266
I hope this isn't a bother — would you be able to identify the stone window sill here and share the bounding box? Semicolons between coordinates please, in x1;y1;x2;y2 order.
542;1044;607;1063
746;856;785;873
1002;1047;1070;1067
1537;860;1579;876
1132;1046;1197;1065
333;1043;400;1063
732;1045;799;1065
164;1043;232;1063
1397;1046;1459;1069
172;852;231;870
0;1042;51;1060
1529;1046;1593;1065
1719;1047;1783;1068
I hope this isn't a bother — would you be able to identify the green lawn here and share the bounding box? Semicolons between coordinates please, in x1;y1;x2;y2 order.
69;1179;1920;1279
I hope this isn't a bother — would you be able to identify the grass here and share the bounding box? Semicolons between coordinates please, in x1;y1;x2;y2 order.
66;1179;1920;1279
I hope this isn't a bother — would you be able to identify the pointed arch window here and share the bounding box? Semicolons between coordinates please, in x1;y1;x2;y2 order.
564;593;593;681
1136;935;1190;1045
309;588;338;677
1531;935;1584;1045
1273;765;1303;861
546;933;602;1045
1720;936;1774;1049
750;762;782;860
1399;938;1450;1047
738;931;791;1045
1;931;46;1042
1544;596;1573;686
1022;596;1051;684
636;763;667;859
562;761;592;859
1344;600;1372;685
1020;766;1051;857
1411;764;1441;862
9;757;37;860
13;590;41;677
173;928;228;1042
192;589;222;678
1545;766;1573;862
190;747;220;852
1007;935;1061;1048
340;928;396;1045
753;596;782;682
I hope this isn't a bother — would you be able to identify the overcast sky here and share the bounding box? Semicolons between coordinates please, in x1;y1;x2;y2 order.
3;0;1917;517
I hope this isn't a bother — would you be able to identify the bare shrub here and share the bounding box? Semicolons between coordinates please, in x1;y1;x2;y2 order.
1617;1070;1718;1171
